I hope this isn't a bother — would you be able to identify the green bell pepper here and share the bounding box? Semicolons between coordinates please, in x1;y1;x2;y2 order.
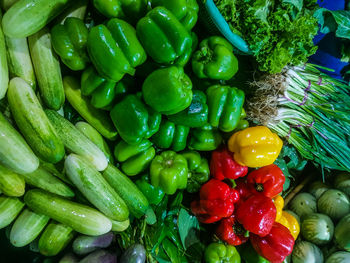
142;66;193;115
204;243;241;263
150;0;199;31
239;243;269;263
189;124;222;151
206;85;245;132
151;119;189;152
51;17;89;71
114;139;155;176
135;174;165;205
110;94;161;145
192;36;239;80
181;151;209;193
81;67;136;109
136;7;192;65
93;0;147;22
150;151;188;195
87;18;146;82
168;90;208;128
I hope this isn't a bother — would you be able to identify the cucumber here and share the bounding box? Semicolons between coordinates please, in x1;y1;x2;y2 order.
5;36;36;89
46;110;108;171
0;196;24;229
7;78;65;163
2;0;70;38
0;112;39;174
22;166;74;198
102;164;149;218
63;76;118;140
65;154;129;221
0;0;19;11
75;121;113;163
59;253;78;263
25;189;112;236
54;0;88;24
0;164;25;196
29;27;64;110
111;218;130;232
72;232;114;255
0;10;9;99
38;222;75;256
10;208;50;247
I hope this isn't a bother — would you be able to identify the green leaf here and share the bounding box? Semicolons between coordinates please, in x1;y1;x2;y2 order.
185;242;205;263
283;0;303;12
177;209;200;250
162;238;181;263
315;9;350;39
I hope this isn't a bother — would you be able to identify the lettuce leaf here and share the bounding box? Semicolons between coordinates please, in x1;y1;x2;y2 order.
315;8;350;40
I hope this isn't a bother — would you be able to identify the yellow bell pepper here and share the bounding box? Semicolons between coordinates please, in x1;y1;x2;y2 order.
273;195;284;221
228;126;283;168
277;211;300;240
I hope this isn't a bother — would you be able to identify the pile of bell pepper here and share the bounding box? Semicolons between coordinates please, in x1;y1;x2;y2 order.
192;126;300;263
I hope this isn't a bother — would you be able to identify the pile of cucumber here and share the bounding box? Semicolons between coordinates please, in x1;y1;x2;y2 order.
287;173;350;263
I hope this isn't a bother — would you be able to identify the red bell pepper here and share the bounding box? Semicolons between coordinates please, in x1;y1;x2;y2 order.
191;179;239;224
210;148;248;180
250;222;295;263
216;215;249;246
236;194;276;237
246;164;285;198
235;178;252;201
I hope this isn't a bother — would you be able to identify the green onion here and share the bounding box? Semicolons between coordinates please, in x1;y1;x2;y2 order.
246;63;350;172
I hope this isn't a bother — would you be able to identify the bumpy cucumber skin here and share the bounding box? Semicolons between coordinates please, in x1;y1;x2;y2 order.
65;154;129;221
5;36;36;89
2;0;69;38
38;222;75;256
0;11;8;99
0;165;25;197
24;189;112;236
63;76;118;140
103;164;149;218
22;166;74;198
10;208;50;247
7;77;65;163
29;27;64;110
0;196;24;229
46;110;108;171
0;112;39;174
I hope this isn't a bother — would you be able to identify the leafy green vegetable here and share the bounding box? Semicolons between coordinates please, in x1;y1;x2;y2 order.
315;8;350;39
178;209;200;250
214;0;318;73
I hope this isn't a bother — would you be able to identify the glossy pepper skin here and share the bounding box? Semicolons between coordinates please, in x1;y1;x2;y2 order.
206;85;245;132
181;151;210;193
277;211;300;240
110;94;161;145
236;194;277;237
142;66;193;115
204;242;241;263
191;179;239;223
150;151;188;195
114;139;155;176
273;195;284;221
151;0;199;31
192;36;239;80
250;222;295;263
151;119;189;152
247;164;285;198
216;215;249;246
93;0;148;21
136;7;192;65
135;174;165;205
81;67;137;109
228;126;283;168
168;90;208;128
189;124;222;151
87;18;146;82
210;147;248;180
51;17;89;71
240;243;269;263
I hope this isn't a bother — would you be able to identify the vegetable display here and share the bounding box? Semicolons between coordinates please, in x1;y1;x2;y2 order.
0;0;349;262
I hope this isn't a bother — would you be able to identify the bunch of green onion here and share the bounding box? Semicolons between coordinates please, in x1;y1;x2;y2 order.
246;63;350;172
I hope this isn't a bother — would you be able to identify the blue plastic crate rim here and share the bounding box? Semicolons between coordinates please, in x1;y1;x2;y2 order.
201;0;252;55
